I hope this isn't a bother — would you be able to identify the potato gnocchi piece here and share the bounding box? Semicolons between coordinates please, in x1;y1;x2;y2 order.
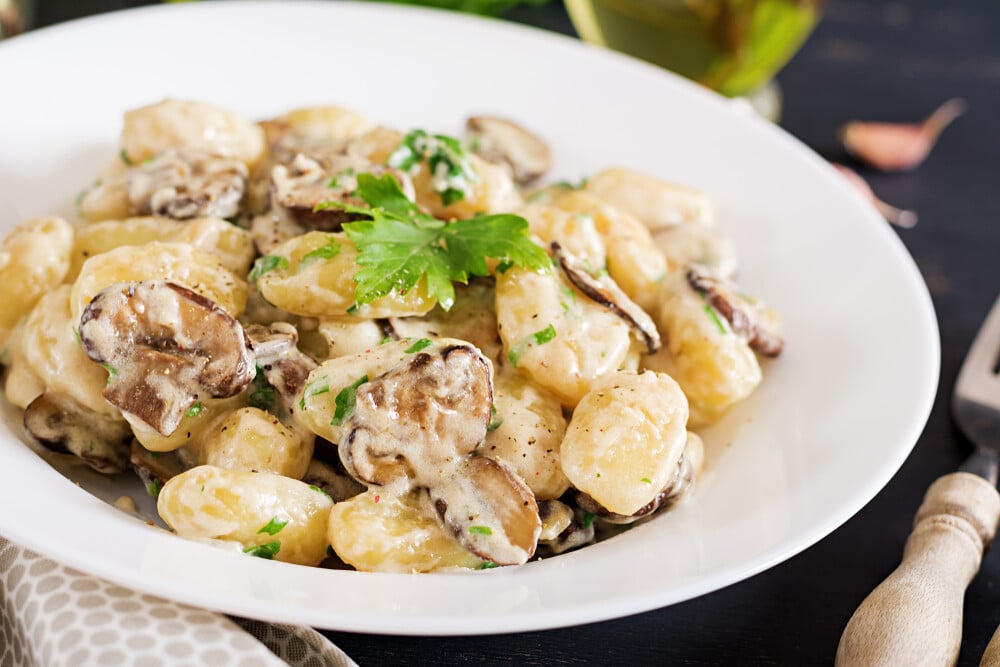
495;266;634;407
131;395;245;453
255;231;436;319
317;317;388;360
328;490;485;573
482;368;569;501
545;189;667;314
560;370;689;516
265;106;374;152
158;465;333;566
651;222;738;278
197;407;312;479
70;241;247;322
121;99;266;169
3;322;45;409
0;216;73;348
412;154;523;220
646;270;761;426
22;286;117;417
172;217;256;277
514;201;606;272
585;167;716;228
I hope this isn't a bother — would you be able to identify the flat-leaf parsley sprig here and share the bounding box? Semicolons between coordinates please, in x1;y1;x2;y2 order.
315;173;549;310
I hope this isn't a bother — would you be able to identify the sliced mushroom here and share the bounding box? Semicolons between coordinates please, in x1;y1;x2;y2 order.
78;281;256;437
244;322;318;412
425;455;540;566
686;264;784;357
23;393;132;474
130;440;189;495
127;147;248;220
339;343;493;486
466;116;552;185
553;241;661;353
538;501;596;555
575;453;695;525
270;153;415;231
301;458;366;503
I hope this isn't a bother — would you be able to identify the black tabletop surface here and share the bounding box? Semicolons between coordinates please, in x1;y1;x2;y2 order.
26;0;1000;664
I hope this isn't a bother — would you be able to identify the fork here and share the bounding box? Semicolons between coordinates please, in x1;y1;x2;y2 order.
837;294;1000;666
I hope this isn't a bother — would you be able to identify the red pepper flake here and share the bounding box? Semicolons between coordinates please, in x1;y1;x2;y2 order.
364;349;372;354
374;495;380;504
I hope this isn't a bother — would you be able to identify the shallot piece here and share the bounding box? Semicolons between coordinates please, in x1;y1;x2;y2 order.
832;164;918;229
839;98;966;172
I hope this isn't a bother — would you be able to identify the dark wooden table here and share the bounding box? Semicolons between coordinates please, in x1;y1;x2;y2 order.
29;0;1000;663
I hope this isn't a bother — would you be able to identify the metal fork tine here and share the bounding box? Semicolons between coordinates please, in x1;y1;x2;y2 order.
955;295;1000;407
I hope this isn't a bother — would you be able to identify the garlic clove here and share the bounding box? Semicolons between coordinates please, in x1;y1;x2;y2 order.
831;163;918;229
839;98;965;172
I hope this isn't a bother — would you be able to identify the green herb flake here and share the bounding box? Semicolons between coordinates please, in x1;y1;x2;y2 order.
299;237;341;268
200;484;205;493
72;327;82;346
583;513;596;529
487;415;504;432
243;541;281;560
387;129;477;206
319;173;549;311
258;517;289;536
119;148;134;166
404;338;433;354
379;335;395;345
248;365;277;413
101;363;118;384
249;255;289;289
468;525;493;536
531;324;557;346
327;167;356;189
331;375;369;425
326;545;335;557
309;485;333;501
185;402;203;418
148;452;161;460
507;347;522;368
147;479;162;498
703;304;728;335
88;441;95;453
299;382;330;411
479;561;500;570
641;477;653;484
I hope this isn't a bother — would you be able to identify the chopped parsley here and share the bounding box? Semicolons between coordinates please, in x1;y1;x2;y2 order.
327;167;356;189
552;177;589;190
487;405;504;432
583;513;596;529
185;402;203;418
387;129;477;205
257;517;288;536
298;381;330;411
119;148;134;166
507;347;522;368
299;236;341;268
72;327;82;346
309;485;333;501
641;477;653;484
531;324;557;345
404;338;432;354
243;541;281;560
316;173;548;311
703;304;728;334
101;363;118;384
248;366;278;413
379;335;395;345
468;525;493;536
479;561;500;570
146;479;162;498
331;375;369;426
249;255;289;289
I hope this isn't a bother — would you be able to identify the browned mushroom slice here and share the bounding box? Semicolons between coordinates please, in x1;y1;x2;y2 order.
270;153;414;231
466;116;552;185
576;454;695;525
538;501;596;555
301;459;366;503
340;343;493;486
427;456;540;566
244;322;318;412
552;241;661;353
686;264;784;357
130;440;189;496
127;148;248;220
78;281;256;437
23;393;132;474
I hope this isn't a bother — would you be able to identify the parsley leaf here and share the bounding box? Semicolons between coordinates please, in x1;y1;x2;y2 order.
322;173;548;311
185;402;203;418
299;236;342;268
249;366;277;413
404;338;432;354
249;255;289;289
331;375;369;426
258;517;288;536
299;381;330;411
468;525;493;535
532;324;557;345
244;541;281;560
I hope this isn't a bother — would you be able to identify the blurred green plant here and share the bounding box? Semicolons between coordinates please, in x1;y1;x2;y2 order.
357;0;552;16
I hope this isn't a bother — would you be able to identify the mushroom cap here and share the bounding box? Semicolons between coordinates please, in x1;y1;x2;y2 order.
686;264;784;357
466;116;552;185
79;280;256;436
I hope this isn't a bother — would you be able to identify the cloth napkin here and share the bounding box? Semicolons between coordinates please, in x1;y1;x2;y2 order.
0;536;357;667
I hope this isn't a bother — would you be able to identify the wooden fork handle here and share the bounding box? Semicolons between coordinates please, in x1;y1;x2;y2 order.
836;472;1000;666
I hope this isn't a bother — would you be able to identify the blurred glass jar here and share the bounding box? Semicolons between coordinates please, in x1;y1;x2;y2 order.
565;0;823;118
0;0;33;39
